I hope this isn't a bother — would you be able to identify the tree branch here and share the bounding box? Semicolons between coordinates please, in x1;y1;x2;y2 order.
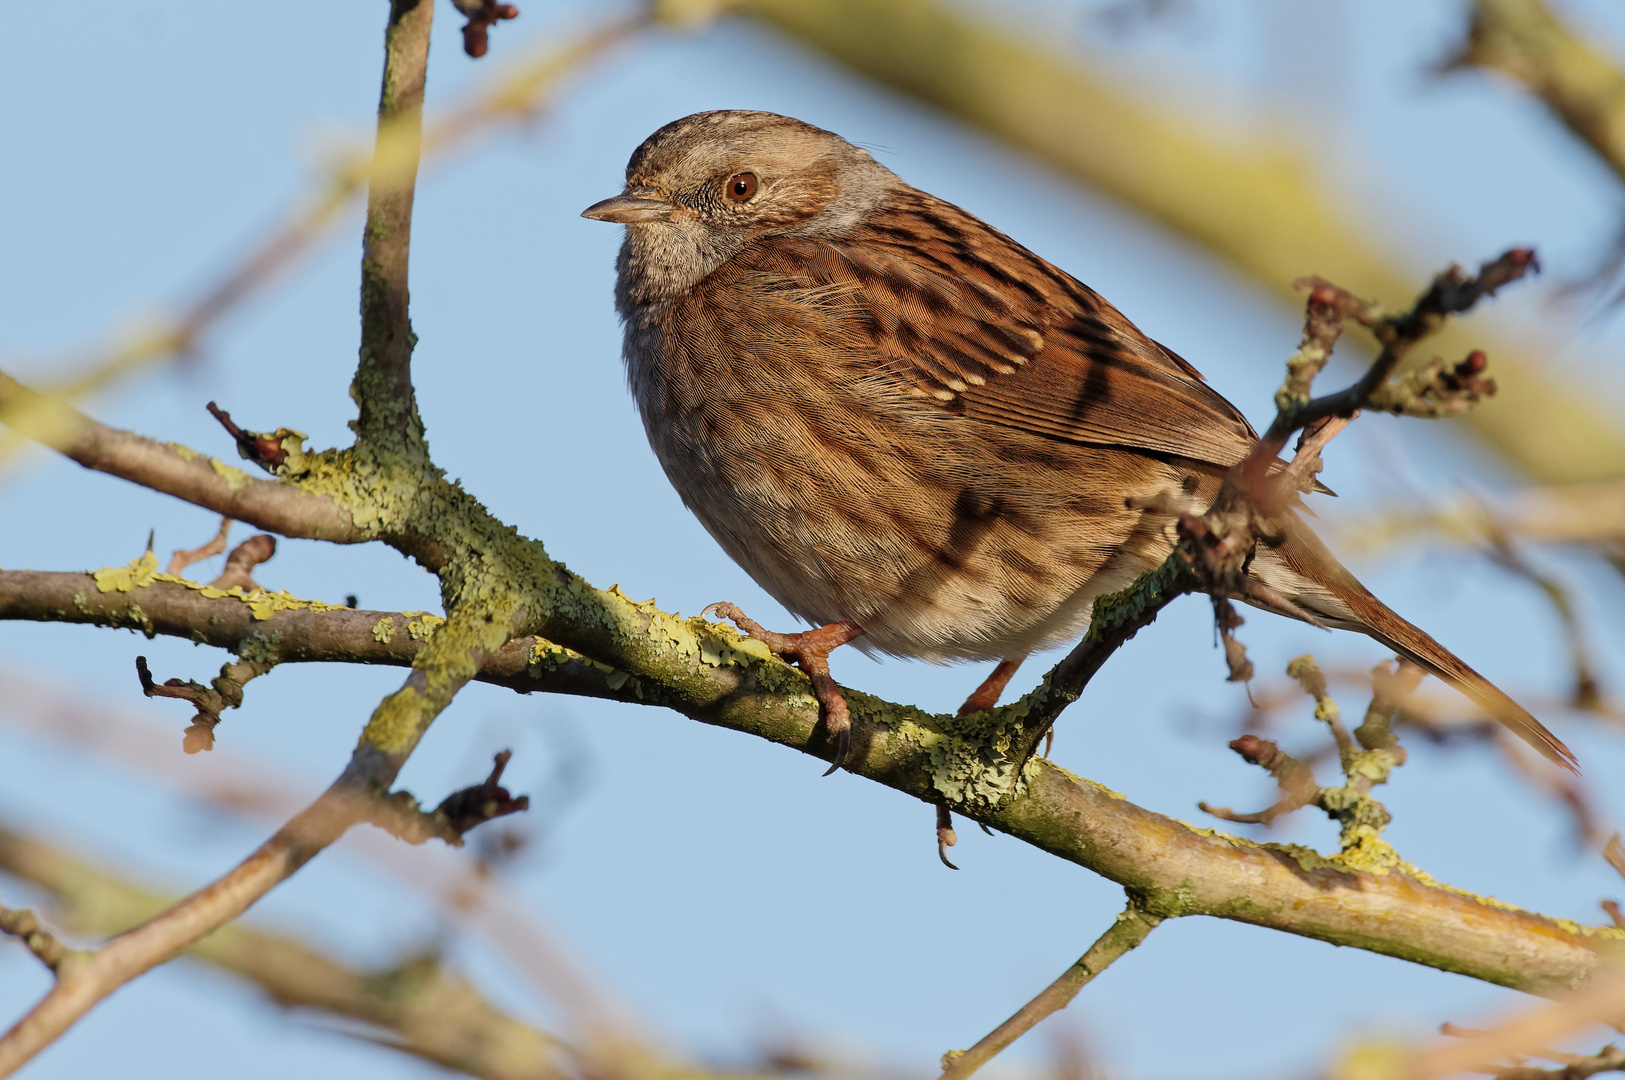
7;560;1614;998
353;0;433;449
0;373;366;544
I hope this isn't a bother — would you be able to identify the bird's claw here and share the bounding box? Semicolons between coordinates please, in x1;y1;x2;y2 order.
704;601;861;775
936;804;959;870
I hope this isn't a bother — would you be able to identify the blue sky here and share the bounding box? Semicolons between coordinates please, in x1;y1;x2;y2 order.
3;2;1625;1078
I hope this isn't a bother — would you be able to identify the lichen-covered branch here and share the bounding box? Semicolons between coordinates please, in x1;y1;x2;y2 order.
4;243;1616;1018
5;548;1615;998
0;825;568;1080
736;0;1625;484
354;0;433;449
0;568;633;706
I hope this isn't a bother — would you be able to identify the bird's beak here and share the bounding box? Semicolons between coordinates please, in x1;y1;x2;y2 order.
581;188;677;224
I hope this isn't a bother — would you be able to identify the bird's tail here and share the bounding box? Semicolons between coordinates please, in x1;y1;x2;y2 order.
1247;519;1578;772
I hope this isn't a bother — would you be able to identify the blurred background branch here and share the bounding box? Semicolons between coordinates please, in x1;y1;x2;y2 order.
738;0;1625;483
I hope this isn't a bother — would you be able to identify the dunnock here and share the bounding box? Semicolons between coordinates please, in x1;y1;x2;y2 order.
583;110;1573;775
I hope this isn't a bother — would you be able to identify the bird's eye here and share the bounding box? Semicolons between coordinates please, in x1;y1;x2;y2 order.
725;172;759;203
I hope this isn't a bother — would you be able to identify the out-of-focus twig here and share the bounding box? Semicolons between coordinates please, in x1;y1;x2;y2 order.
1333;967;1625;1080
0;12;643;466
1451;0;1625;190
0;664;627;1037
166;517;232;577
1345;482;1625;554
0;825;568;1080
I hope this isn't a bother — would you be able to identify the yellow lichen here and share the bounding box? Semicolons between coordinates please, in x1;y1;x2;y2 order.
90;552;348;621
93;552;162;593
373;616;395;644
406;615;443;641
209;458;252;491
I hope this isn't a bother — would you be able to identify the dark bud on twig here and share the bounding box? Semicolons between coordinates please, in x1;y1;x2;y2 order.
205;401;287;469
455;0;518;58
433;750;530;836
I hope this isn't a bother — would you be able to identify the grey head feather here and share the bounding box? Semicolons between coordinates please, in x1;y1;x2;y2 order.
607;110;902;316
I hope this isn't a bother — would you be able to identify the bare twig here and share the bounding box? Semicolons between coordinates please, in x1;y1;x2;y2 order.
938;903;1163;1080
0;904;77;975
166;517;232;577
0;372;367;545
1376;967;1625;1080
1198;734;1320;826
1483;527;1604;709
208;533;276;592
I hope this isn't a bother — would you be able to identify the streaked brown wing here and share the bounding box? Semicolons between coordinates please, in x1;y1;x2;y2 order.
745;187;1259;468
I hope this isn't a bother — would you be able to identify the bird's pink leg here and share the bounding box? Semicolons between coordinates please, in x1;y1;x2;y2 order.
957;656;1026;716
704;602;863;775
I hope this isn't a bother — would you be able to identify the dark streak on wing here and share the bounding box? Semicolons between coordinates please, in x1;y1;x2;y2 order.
746;186;1261;469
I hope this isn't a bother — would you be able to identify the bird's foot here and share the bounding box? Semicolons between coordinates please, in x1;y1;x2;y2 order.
704;602;862;774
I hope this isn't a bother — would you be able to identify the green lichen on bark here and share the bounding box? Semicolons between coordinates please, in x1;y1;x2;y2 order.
1085;550;1193;642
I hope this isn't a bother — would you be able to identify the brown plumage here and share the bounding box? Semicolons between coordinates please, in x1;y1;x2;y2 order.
583;109;1575;773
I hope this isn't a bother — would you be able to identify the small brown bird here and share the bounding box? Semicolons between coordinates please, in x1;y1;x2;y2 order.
583;110;1575;775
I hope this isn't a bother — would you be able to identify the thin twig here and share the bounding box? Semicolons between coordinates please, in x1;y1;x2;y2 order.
0;373;367;546
166;517;232;577
0;904;77;974
938;903;1163;1080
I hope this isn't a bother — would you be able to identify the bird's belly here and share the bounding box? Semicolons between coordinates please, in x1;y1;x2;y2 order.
640;388;1189;663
